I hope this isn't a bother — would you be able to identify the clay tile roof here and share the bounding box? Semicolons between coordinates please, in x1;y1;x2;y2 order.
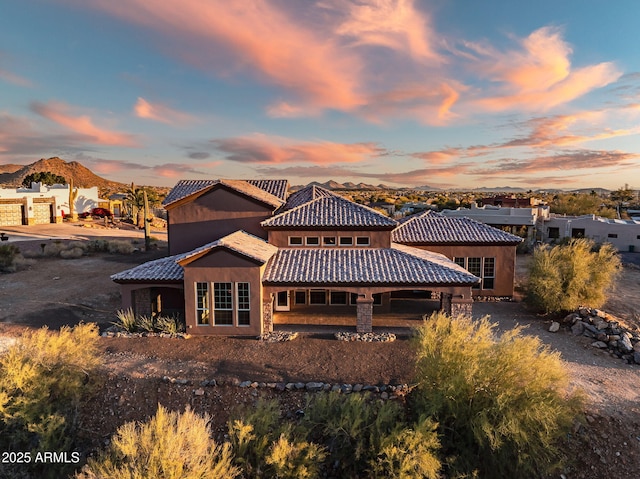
392;210;523;244
283;185;339;210
111;231;277;283
163;179;286;208
262;245;479;285
262;191;397;228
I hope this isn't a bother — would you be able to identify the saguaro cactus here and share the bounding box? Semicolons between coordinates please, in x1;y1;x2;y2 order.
68;178;79;221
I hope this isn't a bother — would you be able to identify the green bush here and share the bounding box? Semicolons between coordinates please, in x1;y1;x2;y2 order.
77;405;239;479
107;240;134;254
265;434;326;479
0;324;101;478
527;238;620;313
156;315;186;334
0;244;21;272
113;308;137;333
298;392;404;477
410;312;583;478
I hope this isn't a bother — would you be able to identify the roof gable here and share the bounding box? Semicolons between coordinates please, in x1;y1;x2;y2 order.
392;210;523;244
163;179;286;209
262;191;397;229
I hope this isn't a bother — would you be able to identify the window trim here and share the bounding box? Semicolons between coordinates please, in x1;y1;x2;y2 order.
322;236;337;246
305;236;320;246
236;282;250;327
195;282;210;326
339;236;353;246
356;236;370;246
288;236;303;246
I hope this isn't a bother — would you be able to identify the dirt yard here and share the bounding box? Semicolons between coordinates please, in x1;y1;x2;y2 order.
1;225;639;478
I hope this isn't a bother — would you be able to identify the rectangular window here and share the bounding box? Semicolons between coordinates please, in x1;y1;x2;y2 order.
330;291;348;305
288;236;303;246
608;233;618;238
294;290;306;305
571;228;585;238
309;289;327;304
214;282;233;325
373;293;383;305
350;293;359;305
195;282;210;325
467;258;481;289
453;257;465;267
483;258;495;290
356;236;370;246
306;237;320;246
323;236;337;246
339;236;353;246
548;227;560;239
236;283;250;326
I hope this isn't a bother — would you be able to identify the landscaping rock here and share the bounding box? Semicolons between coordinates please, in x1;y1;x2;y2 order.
549;321;560;332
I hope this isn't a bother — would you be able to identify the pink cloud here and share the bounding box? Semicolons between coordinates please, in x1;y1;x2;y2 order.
466;27;622;111
69;0;364;112
212;134;387;164
133;97;195;125
30;101;137;147
0;68;33;88
331;0;441;62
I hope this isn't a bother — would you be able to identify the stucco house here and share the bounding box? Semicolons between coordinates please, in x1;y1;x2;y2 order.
112;181;521;336
543;214;640;252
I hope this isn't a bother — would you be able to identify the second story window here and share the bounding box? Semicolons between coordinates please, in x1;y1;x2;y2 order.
306;237;320;246
339;237;353;246
323;236;337;246
356;236;370;246
288;236;303;246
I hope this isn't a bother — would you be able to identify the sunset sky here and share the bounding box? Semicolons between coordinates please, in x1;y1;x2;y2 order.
1;0;639;189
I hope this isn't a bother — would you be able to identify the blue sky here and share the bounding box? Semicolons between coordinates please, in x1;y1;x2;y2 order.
1;0;639;189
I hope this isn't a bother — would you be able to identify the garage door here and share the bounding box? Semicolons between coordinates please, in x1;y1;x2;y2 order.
33;203;53;224
0;204;24;226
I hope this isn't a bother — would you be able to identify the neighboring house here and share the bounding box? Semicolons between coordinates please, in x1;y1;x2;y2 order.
392;211;522;297
0;182;100;226
440;203;550;242
112;183;481;336
543;214;640;252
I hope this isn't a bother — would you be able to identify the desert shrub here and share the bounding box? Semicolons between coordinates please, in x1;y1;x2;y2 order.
43;241;65;257
298;392;404;477
136;315;156;333
155;315;185;334
107;240;134;254
0;244;21;272
371;417;441;479
527;238;620;313
86;239;110;253
114;308;137;333
60;246;85;259
410;312;583;478
265;434;326;479
0;324;101;477
77;405;239;479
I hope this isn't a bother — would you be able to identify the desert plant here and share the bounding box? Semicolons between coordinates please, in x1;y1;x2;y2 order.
107;240;134;254
86;239;110;252
0;324;101;476
0;244;20;272
76;405;239;479
265;434;326;479
155;315;186;334
114;308;137;333
372;417;441;479
527;238;621;313
43;241;65;257
136;315;156;333
298;392;404;477
60;246;85;259
410;312;583;478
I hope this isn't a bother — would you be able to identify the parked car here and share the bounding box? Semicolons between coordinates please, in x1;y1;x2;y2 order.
79;208;113;219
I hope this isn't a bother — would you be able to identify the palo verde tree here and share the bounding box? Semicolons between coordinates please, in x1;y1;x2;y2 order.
21;171;66;187
526;238;621;314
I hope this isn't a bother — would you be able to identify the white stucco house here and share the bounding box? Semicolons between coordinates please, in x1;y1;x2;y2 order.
543;214;640;252
0;182;101;226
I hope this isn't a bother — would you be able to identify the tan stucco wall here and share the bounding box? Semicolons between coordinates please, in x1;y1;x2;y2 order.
410;244;517;297
167;186;274;255
267;229;392;248
183;249;264;336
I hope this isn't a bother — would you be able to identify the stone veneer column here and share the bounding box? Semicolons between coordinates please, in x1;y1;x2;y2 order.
356;297;374;333
450;298;473;317
263;295;274;333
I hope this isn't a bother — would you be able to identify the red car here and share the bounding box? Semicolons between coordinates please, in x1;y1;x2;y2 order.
79;208;113;219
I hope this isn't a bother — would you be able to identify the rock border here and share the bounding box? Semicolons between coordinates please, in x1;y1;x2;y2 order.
334;332;396;342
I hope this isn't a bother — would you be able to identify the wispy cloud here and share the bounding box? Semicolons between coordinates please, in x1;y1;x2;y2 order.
75;154;220;178
0;68;33;88
212;133;387;164
133;97;195;125
464;27;622;111
30;101;138;147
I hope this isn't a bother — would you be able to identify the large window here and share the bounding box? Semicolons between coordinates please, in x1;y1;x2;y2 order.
196;282;210;325
309;289;327;304
236;283;250;326
548;227;560;239
330;291;348;305
456;257;495;291
214;282;233;325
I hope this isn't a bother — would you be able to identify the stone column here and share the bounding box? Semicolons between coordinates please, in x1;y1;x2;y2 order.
451;298;473;317
133;288;152;317
356;296;374;333
263;294;274;333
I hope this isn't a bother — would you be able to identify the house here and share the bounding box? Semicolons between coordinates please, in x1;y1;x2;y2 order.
0;182;100;226
112;182;521;336
391;211;522;297
543;214;640;252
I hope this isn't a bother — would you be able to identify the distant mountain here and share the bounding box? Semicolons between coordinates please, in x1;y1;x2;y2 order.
413;184;442;191
290;180;384;191
472;186;527;193
569;188;611;195
0;157;126;190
